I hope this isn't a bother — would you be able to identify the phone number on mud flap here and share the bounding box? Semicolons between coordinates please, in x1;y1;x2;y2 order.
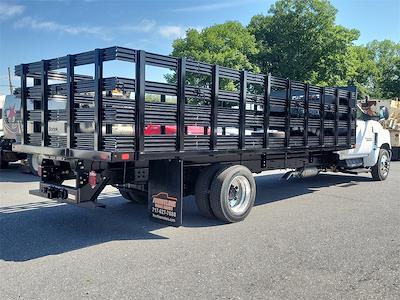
152;207;176;218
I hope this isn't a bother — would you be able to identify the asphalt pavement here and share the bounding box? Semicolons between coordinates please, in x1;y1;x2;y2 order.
0;163;399;299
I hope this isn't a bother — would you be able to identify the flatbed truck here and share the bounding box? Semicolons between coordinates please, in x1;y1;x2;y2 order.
9;47;392;226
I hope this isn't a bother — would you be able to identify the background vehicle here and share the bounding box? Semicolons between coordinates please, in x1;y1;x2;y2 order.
11;47;391;226
1;94;42;174
358;98;399;161
0;95;29;170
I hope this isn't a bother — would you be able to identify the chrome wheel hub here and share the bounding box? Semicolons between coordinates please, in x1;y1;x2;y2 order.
380;153;390;177
227;175;251;215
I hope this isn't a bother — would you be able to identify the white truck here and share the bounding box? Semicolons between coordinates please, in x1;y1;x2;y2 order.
7;47;394;225
336;104;391;180
0;95;39;173
3;94;392;181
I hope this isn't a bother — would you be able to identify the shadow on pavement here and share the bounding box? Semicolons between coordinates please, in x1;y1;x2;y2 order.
0;194;168;262
0;163;38;183
0;170;372;262
253;172;372;207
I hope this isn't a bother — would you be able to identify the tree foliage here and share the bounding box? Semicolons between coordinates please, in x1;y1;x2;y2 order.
171;21;260;73
248;0;359;86
169;0;399;99
366;40;400;98
169;21;260;92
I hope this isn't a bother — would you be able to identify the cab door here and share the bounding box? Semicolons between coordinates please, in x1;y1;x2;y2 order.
337;106;375;159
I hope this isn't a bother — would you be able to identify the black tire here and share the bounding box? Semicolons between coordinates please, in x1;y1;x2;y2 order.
194;164;224;218
210;165;256;223
119;188;148;204
27;154;40;176
371;149;390;181
0;151;9;169
0;160;9;169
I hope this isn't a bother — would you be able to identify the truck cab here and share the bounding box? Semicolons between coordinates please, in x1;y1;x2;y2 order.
0;95;28;169
337;104;391;180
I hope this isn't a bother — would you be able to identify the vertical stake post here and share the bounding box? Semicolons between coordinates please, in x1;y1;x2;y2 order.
239;71;247;150
177;58;186;152
66;55;75;148
320;87;325;146
304;83;309;148
347;91;352;146
41;60;49;147
211;65;219;150
335;88;339;146
20;64;28;145
135;50;146;157
285;79;292;149
263;74;271;149
94;49;103;151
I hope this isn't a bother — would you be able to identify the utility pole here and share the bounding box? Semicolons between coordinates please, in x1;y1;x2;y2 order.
8;66;13;94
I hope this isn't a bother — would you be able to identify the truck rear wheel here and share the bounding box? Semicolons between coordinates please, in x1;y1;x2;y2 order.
27;154;40;176
210;165;256;223
194;164;224;218
0;151;9;169
119;188;147;204
371;149;390;181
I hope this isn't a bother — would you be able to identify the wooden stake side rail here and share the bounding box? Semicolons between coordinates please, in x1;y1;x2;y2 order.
13;46;357;162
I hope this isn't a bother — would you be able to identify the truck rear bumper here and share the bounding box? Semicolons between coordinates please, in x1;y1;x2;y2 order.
30;176;109;207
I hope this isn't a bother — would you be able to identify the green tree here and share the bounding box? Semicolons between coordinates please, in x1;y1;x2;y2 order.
169;21;260;92
367;40;400;98
248;0;359;86
172;21;260;73
169;0;399;100
345;45;379;98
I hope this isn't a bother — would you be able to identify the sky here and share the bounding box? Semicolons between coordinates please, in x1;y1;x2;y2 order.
0;0;399;95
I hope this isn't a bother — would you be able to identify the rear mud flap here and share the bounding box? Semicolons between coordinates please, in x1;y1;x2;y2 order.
148;159;183;227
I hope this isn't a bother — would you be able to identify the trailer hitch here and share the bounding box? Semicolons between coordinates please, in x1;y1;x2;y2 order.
40;185;68;200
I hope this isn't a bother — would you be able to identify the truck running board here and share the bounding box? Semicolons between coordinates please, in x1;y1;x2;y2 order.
342;168;371;175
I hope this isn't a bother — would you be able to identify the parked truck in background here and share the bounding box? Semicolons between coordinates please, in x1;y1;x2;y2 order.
359;98;400;161
0;95;28;170
9;47;392;226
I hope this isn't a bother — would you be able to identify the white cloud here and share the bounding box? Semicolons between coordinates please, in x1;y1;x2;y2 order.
14;16;200;41
158;25;203;39
15;17;112;40
167;0;258;12
120;19;157;33
158;25;186;39
0;3;25;21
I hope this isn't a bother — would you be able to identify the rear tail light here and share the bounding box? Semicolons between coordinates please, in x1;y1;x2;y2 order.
88;171;97;189
121;153;130;160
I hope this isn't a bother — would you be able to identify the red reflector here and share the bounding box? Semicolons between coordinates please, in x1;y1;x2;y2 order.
121;153;130;160
88;171;97;189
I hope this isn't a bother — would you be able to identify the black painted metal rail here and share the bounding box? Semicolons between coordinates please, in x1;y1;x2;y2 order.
13;46;357;162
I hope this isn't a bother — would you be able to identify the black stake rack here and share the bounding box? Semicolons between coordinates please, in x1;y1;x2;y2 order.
13;46;357;162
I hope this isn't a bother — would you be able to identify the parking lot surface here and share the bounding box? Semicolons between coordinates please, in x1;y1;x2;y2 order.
1;163;399;299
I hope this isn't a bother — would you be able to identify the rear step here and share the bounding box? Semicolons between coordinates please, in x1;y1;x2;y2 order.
29;179;108;208
342;168;371;175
